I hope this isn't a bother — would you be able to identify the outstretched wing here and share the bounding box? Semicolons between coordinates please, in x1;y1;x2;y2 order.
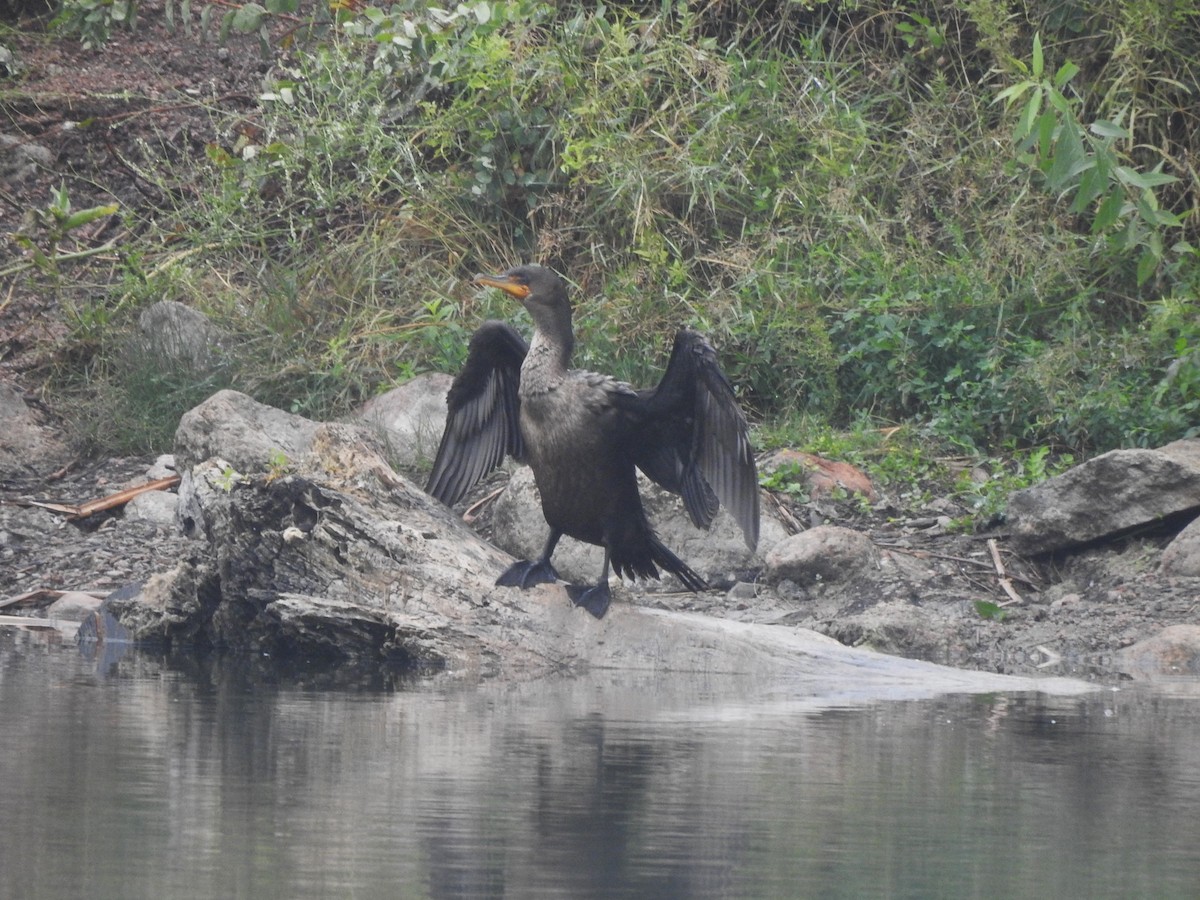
623;328;759;550
425;320;527;506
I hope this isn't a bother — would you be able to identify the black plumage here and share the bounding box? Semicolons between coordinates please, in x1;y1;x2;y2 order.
426;264;759;618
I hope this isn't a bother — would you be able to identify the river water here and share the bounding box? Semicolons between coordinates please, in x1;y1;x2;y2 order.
3;628;1200;900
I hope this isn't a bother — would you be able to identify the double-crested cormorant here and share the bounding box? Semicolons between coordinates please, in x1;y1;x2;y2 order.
426;264;759;618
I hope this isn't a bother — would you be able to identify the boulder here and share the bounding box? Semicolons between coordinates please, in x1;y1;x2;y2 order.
762;525;879;587
352;372;452;469
137;300;228;376
1161;516;1200;577
173;388;322;473
0;133;51;184
1007;439;1200;553
99;445;1088;692
123;489;179;526
1115;625;1200;680
96;389;1097;691
46;591;104;622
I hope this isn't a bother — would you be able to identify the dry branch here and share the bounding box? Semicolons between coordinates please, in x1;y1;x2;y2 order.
988;538;1025;606
3;475;181;521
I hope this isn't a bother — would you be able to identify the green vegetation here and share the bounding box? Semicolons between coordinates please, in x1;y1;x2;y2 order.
6;184;119;279
9;0;1200;500
974;599;1008;622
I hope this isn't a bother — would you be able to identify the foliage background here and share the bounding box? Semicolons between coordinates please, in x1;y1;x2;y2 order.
6;0;1200;470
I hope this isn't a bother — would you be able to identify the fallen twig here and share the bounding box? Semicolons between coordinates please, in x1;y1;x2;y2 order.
765;491;803;534
988;537;1024;606
463;487;505;524
1034;645;1063;669
46;459;82;482
0;237;123;280
0;589;106;612
880;543;1040;589
2;474;181;520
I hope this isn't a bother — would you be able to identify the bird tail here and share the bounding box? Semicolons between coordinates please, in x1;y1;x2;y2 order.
611;529;707;593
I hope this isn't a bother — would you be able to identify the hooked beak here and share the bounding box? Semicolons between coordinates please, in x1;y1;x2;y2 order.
472;272;531;299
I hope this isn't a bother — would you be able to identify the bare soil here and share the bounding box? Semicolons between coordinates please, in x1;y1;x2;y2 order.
2;5;1196;682
3;0;273;372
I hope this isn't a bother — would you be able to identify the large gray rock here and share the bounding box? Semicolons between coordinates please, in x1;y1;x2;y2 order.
490;466;782;588
762;525;879;587
1115;625;1200;680
1007;439;1200;553
123;489;179;527
1161;516;1200;576
138;300;227;376
0;133;51;184
174;389;322;472
352;372;452;469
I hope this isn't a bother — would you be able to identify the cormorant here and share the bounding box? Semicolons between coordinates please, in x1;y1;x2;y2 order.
426;264;759;618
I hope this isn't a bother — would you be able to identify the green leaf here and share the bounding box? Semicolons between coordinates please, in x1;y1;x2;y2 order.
1046;86;1073;117
1046;121;1084;192
1035;110;1056;162
1138;192;1183;228
1136;248;1158;286
1053;60;1079;88
993;81;1035;106
265;0;296;11
63;203;119;231
199;3;212;41
230;2;266;33
1089;119;1129;139
1015;87;1042;141
51;184;71;217
974;600;1007;621
204;143;234;166
1123;167;1179;189
1070;164;1102;213
219;8;234;43
1032;32;1044;80
1091;188;1125;233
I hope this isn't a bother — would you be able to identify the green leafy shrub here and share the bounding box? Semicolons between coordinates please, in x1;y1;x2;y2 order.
51;0;136;48
995;33;1193;288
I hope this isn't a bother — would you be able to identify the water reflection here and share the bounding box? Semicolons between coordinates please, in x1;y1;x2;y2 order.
3;628;1200;899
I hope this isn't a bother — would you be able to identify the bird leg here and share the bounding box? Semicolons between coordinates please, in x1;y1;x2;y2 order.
496;529;563;589
565;549;613;619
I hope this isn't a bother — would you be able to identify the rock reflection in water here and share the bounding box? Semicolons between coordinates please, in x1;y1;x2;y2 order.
3;631;1200;899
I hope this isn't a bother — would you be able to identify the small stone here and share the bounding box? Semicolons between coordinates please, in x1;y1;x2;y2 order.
46;591;104;622
727;581;758;601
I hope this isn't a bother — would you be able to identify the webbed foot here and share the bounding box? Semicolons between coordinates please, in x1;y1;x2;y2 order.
566;582;612;619
496;559;560;589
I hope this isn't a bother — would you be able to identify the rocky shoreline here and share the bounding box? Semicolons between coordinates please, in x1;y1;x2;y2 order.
4;341;1200;682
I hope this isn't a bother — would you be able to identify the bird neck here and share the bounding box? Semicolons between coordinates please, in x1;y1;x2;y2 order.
522;303;574;390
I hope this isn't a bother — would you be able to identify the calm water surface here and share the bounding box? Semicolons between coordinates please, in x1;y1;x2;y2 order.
3;628;1200;900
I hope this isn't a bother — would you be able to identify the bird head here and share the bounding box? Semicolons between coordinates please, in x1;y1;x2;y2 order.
473;265;568;310
473;265;574;350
